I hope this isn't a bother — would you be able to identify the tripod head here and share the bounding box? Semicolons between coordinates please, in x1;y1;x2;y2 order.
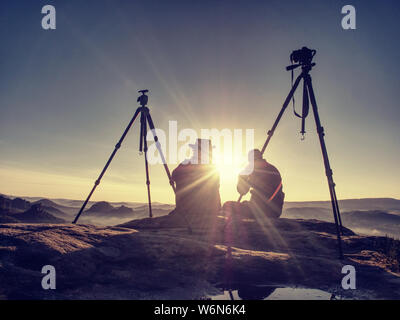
286;47;316;72
137;89;149;107
284;48;316;139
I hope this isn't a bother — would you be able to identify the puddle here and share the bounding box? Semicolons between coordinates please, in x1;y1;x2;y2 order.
210;285;341;300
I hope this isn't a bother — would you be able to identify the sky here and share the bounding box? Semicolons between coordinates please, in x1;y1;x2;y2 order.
0;0;399;204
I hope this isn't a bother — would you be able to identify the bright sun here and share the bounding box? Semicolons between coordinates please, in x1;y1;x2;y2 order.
213;151;248;202
214;154;246;178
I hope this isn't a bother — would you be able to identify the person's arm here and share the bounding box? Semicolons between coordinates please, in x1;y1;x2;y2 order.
171;164;180;183
237;174;251;196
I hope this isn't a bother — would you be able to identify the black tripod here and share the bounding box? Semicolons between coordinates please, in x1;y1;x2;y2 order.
239;48;344;258
72;90;176;224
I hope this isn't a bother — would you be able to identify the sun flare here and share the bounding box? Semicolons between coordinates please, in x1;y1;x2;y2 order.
213;151;249;202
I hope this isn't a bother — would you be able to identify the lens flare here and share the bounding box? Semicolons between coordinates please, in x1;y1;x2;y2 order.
213;152;248;202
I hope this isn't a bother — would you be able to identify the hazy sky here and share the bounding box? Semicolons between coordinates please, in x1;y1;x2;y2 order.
0;0;399;203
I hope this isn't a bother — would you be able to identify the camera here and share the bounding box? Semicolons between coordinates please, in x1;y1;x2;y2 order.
290;47;316;66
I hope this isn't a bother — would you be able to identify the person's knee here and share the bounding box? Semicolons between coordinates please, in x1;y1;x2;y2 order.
222;201;237;212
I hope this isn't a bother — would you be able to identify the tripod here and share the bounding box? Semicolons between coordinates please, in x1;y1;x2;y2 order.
72;90;176;224
238;52;344;259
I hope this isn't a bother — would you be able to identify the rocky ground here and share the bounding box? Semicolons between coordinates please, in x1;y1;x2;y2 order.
0;213;399;299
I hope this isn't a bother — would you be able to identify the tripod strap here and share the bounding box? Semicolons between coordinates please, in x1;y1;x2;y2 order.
293;79;309;119
293;105;302;118
291;76;303;119
302;80;310;118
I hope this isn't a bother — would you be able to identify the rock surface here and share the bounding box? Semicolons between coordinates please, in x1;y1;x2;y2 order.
0;214;399;299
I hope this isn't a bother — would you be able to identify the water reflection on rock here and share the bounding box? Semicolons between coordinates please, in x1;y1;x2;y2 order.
211;284;338;300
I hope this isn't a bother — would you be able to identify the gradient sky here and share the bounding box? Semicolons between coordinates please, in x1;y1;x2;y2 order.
0;0;399;204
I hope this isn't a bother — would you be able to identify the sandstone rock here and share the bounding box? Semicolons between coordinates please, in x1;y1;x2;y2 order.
0;215;399;299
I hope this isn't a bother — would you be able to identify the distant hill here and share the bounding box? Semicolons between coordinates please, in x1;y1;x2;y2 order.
84;201;134;218
2;194;399;233
283;207;400;238
0;204;65;224
285;198;400;212
32;198;76;214
2;194;175;210
341;210;400;237
283;207;332;220
0;195;30;212
85;201;114;213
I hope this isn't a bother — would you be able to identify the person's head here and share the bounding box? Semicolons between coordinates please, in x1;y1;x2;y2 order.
189;139;213;164
248;149;262;163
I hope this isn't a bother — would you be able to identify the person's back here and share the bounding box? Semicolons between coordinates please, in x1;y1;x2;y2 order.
248;159;284;218
236;149;284;219
172;162;221;216
171;139;221;219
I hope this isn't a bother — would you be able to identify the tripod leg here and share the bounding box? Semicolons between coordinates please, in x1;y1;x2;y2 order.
142;117;153;218
305;75;343;229
145;112;176;192
305;75;344;258
145;111;193;233
330;183;343;229
72;108;141;224
236;72;304;202
139;111;145;153
261;72;304;155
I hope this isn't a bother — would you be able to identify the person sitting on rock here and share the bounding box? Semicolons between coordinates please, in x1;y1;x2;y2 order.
170;139;221;221
224;149;284;219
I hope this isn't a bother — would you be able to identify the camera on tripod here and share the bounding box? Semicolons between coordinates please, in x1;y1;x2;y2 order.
289;47;316;66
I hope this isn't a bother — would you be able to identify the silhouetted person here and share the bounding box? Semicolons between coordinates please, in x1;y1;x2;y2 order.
224;149;284;219
170;139;221;221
